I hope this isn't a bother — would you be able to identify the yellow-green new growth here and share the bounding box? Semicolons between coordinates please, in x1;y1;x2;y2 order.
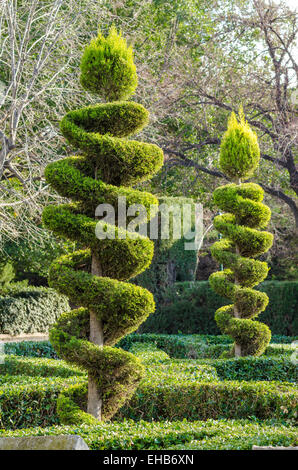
220;106;260;181
80;26;137;101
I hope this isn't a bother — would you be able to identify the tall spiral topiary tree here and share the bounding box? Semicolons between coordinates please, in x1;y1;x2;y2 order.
209;108;274;357
42;26;163;423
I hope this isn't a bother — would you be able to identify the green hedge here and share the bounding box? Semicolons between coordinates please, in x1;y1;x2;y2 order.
1;373;296;429
4;341;58;359
0;419;297;450
0;357;85;429
1;349;296;429
119;333;297;360
118;333;191;358
0;286;69;335
129;343;219;383
197;357;298;382
0;262;15;290
0;356;84;378
117;379;297;423
0;376;84;429
133;196;197;302
4;334;295;361
117;343;297;422
140;281;298;336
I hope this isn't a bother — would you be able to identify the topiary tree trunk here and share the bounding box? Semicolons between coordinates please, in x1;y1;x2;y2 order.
42;26;163;423
209;108;274;357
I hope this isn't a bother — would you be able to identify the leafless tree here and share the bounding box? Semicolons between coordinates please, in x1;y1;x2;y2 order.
162;0;298;228
0;0;107;244
1;0;296;247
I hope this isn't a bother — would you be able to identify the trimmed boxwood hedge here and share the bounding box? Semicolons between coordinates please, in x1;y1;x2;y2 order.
4;341;58;359
0;356;84;378
0;286;69;335
4;334;296;360
118;333;297;360
0;373;296;429
140;280;298;336
0;376;85;430
133;196;197;301
1;347;297;429
196;357;298;382
118;333;191;358
117;379;297;423
0;419;297;450
0;357;85;429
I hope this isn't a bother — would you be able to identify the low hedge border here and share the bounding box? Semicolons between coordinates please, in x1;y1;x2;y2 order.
0;376;85;429
119;333;297;360
3;334;296;360
195;357;298;382
0;419;296;450
4;341;58;359
0;356;84;378
129;343;219;383
1;349;297;430
117;378;297;423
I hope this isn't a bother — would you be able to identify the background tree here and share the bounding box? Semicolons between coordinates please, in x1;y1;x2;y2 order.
1;0;296;282
161;0;298;230
0;0;112;243
0;0;212;260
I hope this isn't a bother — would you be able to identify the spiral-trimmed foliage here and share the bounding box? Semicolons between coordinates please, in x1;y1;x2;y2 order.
209;110;274;357
42;27;163;423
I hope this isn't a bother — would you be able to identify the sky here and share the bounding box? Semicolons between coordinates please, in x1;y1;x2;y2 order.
284;0;298;63
284;0;297;11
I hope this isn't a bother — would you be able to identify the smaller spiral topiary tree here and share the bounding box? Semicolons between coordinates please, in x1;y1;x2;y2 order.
209;108;274;357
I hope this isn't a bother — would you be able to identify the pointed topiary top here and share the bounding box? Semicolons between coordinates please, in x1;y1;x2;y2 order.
80;26;138;102
220;107;260;181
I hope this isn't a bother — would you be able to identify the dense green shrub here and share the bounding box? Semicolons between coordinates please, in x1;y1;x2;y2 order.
257;281;298;335
141;281;298;336
133;196;197;302
119;333;233;360
2;234;74;286
120;333;297;360
141;281;222;335
129;342;171;363
0;261;15;290
42;26;163;423
265;344;295;357
209;109;273;357
118;333;191;358
1;419;297;450
129;343;219;383
196;334;297;345
0;356;84;429
4;334;295;361
0;286;69;335
117;343;297;421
